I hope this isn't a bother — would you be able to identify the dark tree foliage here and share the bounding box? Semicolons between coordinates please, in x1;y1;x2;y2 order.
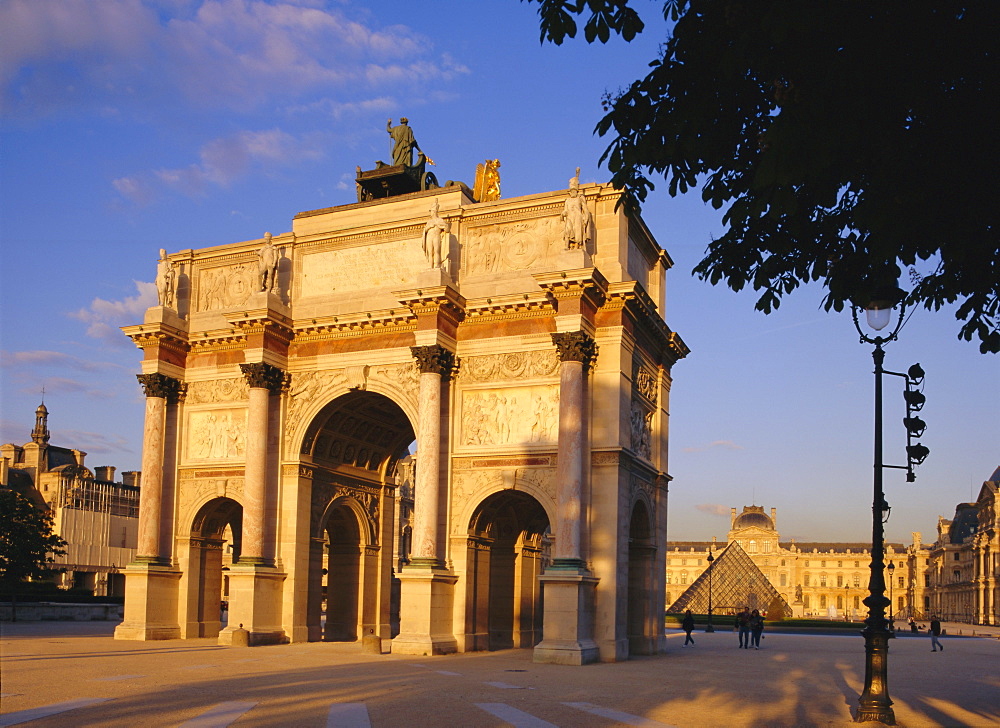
0;489;67;587
526;0;999;352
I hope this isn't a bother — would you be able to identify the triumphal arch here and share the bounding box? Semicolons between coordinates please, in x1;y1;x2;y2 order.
115;144;688;664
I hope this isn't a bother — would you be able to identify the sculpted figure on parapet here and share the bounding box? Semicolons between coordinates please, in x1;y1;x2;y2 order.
156;248;176;308
561;167;593;250
258;232;279;293
387;117;421;167
423;199;449;269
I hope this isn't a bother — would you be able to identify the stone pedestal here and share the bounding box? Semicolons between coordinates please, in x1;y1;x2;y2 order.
143;305;186;328
415;267;455;288
391;568;459;655
533;570;600;665
114;563;182;641
218;564;287;646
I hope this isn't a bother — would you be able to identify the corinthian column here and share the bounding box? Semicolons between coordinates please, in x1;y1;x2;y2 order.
136;373;182;565
550;331;597;567
408;345;455;568
239;362;286;566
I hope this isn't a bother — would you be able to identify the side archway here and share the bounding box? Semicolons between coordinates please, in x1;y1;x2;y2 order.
181;497;242;638
627;498;656;655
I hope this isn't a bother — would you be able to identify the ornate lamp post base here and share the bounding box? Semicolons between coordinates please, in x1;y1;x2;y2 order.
856;625;894;724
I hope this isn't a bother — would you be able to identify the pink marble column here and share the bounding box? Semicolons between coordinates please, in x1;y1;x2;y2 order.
409;345;455;568
550;332;597;568
240;362;285;566
135;373;182;565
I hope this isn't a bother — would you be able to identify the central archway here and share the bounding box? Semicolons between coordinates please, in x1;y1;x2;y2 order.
465;491;550;651
300;390;415;643
182;497;242;638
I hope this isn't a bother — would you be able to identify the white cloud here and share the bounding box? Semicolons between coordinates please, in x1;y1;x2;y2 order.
1;0;467;117
68;280;157;344
683;440;745;454
53;428;134;455
695;504;731;517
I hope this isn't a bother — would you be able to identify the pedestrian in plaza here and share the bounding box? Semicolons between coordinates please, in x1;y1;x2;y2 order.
736;606;751;648
682;609;696;647
750;609;765;649
930;615;944;651
908;618;920;634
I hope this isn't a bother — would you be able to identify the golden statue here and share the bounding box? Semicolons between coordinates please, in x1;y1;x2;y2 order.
474;159;501;202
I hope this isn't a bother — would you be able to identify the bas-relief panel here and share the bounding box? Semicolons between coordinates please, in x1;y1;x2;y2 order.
299;240;425;297
197;263;257;312
460;385;559;448
457;350;559;382
462;218;561;276
185;378;249;405
185;409;248;462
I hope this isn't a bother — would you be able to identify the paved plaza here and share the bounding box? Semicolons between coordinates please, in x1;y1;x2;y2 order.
1;621;998;727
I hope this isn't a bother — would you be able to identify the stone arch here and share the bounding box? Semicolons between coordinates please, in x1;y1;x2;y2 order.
298;388;416;644
181;496;242;638
627;498;656;655
461;490;550;651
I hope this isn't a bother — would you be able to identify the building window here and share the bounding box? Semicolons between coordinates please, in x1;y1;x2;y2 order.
697;559;702;566
898;596;904;611
821;561;826;568
749;540;757;553
924;596;930;609
854;596;860;609
854;561;860;568
780;574;787;587
897;576;904;588
853;574;861;587
837;575;843;587
837;596;843;609
953;569;961;582
805;560;810;567
781;559;786;566
838;561;843;568
924;575;931;588
804;596;810;608
804;574;811;587
820;574;828;587
820;595;827;608
954;552;960;561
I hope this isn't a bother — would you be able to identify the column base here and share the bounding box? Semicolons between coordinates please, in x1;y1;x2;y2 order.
218;563;287;646
533;570;600;665
114;562;182;641
391;567;458;656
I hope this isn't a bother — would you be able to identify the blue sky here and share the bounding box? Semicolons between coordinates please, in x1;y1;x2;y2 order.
1;0;996;544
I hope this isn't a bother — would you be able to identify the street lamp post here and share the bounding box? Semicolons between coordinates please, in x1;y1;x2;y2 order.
888;561;896;632
705;547;715;633
851;288;906;725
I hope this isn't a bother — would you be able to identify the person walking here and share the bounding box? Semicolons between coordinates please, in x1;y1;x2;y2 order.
682;609;696;647
930;615;944;651
736;607;751;648
750;609;765;649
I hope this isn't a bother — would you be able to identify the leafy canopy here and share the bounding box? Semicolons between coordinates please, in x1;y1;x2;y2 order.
0;489;67;586
525;0;999;352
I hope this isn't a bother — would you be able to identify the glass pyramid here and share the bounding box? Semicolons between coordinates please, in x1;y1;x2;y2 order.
668;540;792;618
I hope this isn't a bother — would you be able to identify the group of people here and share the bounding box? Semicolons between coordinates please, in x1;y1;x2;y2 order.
681;606;766;649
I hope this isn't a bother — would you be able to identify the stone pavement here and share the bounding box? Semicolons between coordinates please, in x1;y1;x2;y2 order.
1;621;998;728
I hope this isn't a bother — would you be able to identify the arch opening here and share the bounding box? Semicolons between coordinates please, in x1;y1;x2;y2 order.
465;490;550;651
627;499;656;655
185;496;242;638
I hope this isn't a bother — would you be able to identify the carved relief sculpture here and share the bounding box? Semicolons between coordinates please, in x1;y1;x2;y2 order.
561;167;593;250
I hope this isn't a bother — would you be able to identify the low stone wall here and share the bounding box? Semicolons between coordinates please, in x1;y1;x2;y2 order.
0;602;125;622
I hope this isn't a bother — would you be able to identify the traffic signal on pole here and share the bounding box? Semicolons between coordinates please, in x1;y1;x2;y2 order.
903;363;928;479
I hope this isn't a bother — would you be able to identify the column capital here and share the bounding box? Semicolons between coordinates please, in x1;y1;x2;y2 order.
240;362;288;393
551;331;598;371
410;345;456;380
136;373;185;402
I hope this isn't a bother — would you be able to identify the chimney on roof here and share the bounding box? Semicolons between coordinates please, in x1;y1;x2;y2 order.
95;466;116;482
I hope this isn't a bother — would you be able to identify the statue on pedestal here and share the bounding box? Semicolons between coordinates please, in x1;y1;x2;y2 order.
387;117;422;167
422;200;450;270
258;233;279;293
561;167;593;250
155;248;176;308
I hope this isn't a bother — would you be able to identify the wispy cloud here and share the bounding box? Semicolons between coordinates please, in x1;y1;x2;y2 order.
695;504;731;517
115;128;326;202
683;440;745;454
1;0;468;117
68;280;157;344
0;350;124;373
53;428;134;455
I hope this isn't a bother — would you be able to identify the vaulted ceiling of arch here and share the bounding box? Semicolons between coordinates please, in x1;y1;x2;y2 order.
305;391;414;481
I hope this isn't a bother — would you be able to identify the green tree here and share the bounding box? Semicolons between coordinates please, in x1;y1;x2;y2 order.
0;489;67;587
526;0;999;352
